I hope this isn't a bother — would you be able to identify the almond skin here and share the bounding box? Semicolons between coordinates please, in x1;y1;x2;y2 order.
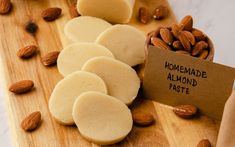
21;111;41;132
175;50;190;56
153;5;168;20
160;28;173;45
0;0;12;14
199;50;209;59
180;15;193;31
197;139;211;147
17;45;38;59
171;24;182;39
151;37;171;50
42;7;62;21
173;41;184;50
9;80;34;94
192;41;208;56
183;31;196;46
41;51;60;66
192;29;207;41
178;31;191;52
138;7;150;24
173;104;198;119
132;111;155;126
69;3;80;18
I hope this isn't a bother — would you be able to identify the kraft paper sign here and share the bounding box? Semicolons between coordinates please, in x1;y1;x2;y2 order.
143;46;235;120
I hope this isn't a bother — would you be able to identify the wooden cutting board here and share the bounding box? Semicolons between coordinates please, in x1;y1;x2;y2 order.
0;0;220;146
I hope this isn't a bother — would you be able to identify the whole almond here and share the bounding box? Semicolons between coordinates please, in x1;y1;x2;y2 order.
17;45;38;59
151;37;171;50
199;50;209;59
160;28;173;45
178;31;191;52
183;31;196;46
0;0;12;14
41;51;60;66
138;7;150;24
153;5;168;20
192;29;207;41
171;24;181;39
42;7;62;21
173;41;184;50
173;104;198;119
175;50;190;56
197;139;211;147
192;41;208;56
69;3;80;18
9;80;34;94
180;15;193;31
132;111;155;126
21;111;41;132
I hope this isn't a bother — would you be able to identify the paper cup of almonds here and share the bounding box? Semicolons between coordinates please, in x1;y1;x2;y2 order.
145;15;214;61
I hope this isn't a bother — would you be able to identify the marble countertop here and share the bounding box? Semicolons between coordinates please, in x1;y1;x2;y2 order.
0;0;234;146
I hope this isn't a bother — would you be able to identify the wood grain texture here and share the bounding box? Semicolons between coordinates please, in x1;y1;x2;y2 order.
0;0;220;147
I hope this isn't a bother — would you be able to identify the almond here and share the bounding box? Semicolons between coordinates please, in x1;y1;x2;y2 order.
21;111;41;132
178;31;191;52
197;139;211;147
183;31;196;45
160;28;173;45
192;29;207;41
171;24;181;39
132;111;155;126
151;37;171;50
0;0;12;14
173;104;198;119
199;50;209;59
192;41;208;56
17;45;38;59
153;5;168;20
173;41;184;50
9;80;34;94
69;3;80;18
138;7;150;24
42;7;62;21
180;15;193;31
175;50;190;56
41;51;60;66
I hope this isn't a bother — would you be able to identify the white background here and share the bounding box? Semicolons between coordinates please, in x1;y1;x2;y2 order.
0;0;234;146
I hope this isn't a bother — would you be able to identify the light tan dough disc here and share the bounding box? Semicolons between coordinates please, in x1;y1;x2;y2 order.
82;57;140;105
57;43;114;76
72;91;133;145
49;71;107;125
96;24;146;66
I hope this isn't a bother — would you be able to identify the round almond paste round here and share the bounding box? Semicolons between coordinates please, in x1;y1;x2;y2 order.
82;57;140;105
49;71;107;125
64;16;112;42
57;43;114;76
95;24;146;66
72;91;133;145
77;0;135;24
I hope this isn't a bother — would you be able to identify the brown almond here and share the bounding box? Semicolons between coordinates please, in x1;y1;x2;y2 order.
138;7;150;24
179;15;193;31
192;41;208;56
21;111;41;132
178;31;191;52
160;28;173;45
151;37;171;50
132;111;155;126
153;5;168;20
173;104;198;119
173;41;184;50
17;45;38;59
171;24;181;39
24;20;38;34
9;80;34;94
41;51;60;66
197;139;211;147
192;29;207;41
42;7;62;21
69;3;80;18
175;50;190;56
183;31;196;45
0;0;12;14
198;50;209;59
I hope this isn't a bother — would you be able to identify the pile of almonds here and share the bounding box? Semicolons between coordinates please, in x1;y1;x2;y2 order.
149;15;211;60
